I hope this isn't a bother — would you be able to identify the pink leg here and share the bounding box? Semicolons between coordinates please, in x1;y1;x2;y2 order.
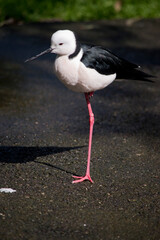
72;92;94;183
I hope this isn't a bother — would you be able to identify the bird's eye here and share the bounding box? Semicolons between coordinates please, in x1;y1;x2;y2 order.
59;43;63;45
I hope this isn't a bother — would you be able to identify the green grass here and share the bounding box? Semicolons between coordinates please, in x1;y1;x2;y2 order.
0;0;160;23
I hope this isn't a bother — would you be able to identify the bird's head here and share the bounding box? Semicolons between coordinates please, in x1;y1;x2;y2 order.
25;30;76;63
51;30;76;56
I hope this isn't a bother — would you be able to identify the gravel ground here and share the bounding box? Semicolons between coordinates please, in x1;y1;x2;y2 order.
0;19;160;240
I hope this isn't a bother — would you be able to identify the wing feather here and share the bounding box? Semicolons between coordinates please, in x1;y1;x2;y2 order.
81;44;154;82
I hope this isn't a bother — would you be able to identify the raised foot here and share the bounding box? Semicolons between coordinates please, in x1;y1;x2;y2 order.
72;175;94;183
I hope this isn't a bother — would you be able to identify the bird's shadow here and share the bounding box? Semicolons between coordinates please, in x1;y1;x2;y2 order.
0;146;84;175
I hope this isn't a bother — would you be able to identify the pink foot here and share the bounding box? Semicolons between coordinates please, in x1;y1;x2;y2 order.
72;175;94;183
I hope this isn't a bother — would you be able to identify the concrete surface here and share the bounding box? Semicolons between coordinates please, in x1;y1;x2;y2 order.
0;19;160;240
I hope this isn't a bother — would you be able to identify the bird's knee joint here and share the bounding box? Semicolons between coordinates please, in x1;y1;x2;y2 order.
89;113;94;124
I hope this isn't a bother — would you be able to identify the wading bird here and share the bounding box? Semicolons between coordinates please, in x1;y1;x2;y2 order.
25;30;153;183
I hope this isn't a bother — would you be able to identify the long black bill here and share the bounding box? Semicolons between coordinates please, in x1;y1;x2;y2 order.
25;47;52;63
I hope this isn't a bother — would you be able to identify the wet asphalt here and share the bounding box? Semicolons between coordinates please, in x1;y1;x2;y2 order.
0;19;160;240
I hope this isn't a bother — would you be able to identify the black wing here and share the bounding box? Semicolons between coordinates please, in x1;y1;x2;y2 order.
81;44;154;82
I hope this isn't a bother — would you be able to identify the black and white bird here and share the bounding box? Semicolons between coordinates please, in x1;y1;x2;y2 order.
25;29;153;183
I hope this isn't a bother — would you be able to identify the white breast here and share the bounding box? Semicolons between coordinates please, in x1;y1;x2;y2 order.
54;56;77;86
54;50;83;91
54;50;116;93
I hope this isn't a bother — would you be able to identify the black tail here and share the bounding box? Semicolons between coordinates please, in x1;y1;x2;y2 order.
115;55;155;82
118;68;155;82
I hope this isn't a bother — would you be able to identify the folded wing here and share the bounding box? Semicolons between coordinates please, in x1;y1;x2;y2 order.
81;44;154;82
